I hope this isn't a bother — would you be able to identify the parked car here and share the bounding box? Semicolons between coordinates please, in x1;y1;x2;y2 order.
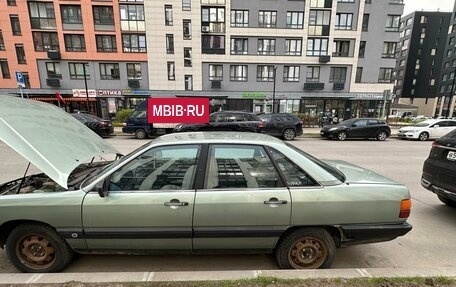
0;97;412;272
258;113;303;140
174;111;263;133
397;119;456;141
421;129;456;207
320;118;391;141
71;113;114;137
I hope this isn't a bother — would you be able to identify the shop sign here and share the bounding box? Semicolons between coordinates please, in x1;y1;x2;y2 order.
353;93;384;100
72;89;96;98
97;90;123;97
242;92;266;99
122;89;150;95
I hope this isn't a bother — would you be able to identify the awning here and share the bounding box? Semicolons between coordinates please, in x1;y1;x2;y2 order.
32;97;97;102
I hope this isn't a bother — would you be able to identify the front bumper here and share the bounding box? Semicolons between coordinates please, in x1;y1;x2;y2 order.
397;131;418;139
320;130;337;138
339;222;412;246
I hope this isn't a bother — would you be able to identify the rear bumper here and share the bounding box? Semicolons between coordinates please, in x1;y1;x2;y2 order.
339;222;412;246
421;177;456;201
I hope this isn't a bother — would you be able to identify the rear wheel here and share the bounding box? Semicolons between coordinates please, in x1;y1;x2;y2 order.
418;132;429;141
438;195;456;208
275;228;335;269
337;131;347;141
377;131;388;141
134;129;148;139
282;128;296;141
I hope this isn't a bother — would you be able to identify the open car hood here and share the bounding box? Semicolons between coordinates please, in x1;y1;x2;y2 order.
0;96;119;189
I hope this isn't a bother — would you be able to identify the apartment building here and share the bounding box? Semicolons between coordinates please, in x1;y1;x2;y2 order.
0;0;148;118
145;0;403;118
393;11;451;117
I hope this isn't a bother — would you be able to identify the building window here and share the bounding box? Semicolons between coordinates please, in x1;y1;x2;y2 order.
258;11;277;28
306;66;320;82
185;75;193;90
7;0;16;6
184;48;192;67
202;35;225;54
61;5;82;24
420;16;427;23
165;5;173;26
230;65;247;81
166;34;174;54
335;13;353;30
283;66;300;82
15;44;26;64
201;7;225;33
122;33;146;52
362;14;369;31
32;32;59;51
231;38;248;55
10;15;21;36
0;59;10;78
307;38;328;56
127;63;142;79
286;12;304;29
308;10;331;36
28;2;56;29
46;62;62;79
378;68;393;83
120;4;145;31
64;34;86;51
359;41;366;58
355;67;362;83
257;39;275;55
96;35;117;52
69;63;89;80
329;67;347;83
310;0;331;8
285;39;302;56
167;61;175;80
386;15;400;31
201;0;225;4
100;63;120;80
257;65;274;82
405;17;413;26
382;42;397;58
183;20;192;39
231;10;248;27
209;64;223;81
93;6;114;25
431;48;436;56
333;40;350;57
182;0;191;11
0;31;4;50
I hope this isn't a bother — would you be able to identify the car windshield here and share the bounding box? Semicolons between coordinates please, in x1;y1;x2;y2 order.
285;143;346;183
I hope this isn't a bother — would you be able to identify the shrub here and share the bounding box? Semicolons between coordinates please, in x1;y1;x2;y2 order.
114;108;133;123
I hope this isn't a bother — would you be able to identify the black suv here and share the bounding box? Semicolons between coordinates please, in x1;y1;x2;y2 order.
320;118;390;141
258;113;303;140
173;111;263;133
421;129;456;207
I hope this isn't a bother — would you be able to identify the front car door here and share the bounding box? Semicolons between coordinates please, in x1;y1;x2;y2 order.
82;144;200;251
347;119;369;138
429;121;449;138
193;144;291;251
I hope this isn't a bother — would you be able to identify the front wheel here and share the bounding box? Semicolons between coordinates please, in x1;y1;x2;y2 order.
275;228;335;269
418;132;429;141
134;129;148;139
438;195;456;208
6;223;73;273
377;131;388;141
282;128;296;141
337;131;347;141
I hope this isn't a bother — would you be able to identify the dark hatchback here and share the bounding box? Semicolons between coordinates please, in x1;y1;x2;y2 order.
173;111;263;133
258;113;303;140
320;118;390;141
71;113;114;137
421;129;456;207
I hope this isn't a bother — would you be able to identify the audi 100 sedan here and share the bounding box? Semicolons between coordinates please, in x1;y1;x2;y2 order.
0;97;412;273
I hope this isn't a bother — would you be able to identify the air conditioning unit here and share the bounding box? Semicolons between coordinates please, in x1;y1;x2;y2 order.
201;26;210;33
319;55;331;63
128;79;140;88
47;50;61;60
304;82;324;90
46;78;61;87
211;80;221;89
333;83;345;90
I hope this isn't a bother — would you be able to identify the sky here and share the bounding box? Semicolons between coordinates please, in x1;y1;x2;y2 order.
403;0;455;16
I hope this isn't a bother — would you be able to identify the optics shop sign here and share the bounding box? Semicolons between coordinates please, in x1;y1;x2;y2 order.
148;98;209;124
97;90;123;97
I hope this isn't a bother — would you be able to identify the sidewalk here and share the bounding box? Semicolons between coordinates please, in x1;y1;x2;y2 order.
1;268;455;284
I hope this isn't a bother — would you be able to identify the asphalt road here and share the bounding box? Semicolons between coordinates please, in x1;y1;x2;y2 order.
0;135;455;273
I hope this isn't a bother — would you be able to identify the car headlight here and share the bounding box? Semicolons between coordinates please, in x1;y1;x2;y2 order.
328;127;338;131
175;124;183;130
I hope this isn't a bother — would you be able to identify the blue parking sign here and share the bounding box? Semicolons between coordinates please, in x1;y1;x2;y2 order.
16;72;25;88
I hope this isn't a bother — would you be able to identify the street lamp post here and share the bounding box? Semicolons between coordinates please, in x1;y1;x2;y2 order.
272;66;277;113
82;63;90;113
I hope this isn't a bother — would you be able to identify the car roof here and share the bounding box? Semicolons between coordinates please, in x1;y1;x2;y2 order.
212;110;256;115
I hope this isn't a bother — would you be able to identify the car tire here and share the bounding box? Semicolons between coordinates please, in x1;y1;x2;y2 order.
418;132;429;141
377;131;388;141
6;223;73;273
282;128;296;141
437;195;456;208
135;129;148;139
275;228;335;269
337;131;347;141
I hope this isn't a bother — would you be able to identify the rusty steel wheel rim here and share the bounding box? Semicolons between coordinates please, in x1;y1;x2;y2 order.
288;236;328;269
16;234;56;270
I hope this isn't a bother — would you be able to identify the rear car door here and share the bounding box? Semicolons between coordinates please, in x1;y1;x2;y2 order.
82;145;200;251
193;144;291;250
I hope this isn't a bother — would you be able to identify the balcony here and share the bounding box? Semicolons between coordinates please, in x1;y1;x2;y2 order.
304;82;324;90
319;55;331;63
46;78;60;87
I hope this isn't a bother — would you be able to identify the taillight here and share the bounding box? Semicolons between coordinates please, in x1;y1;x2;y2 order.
299;120;303;125
432;141;441;148
259;122;264;128
399;199;411;218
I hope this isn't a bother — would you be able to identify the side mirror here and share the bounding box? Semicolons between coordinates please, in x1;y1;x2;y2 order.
352;124;358;127
94;182;108;198
434;125;440;128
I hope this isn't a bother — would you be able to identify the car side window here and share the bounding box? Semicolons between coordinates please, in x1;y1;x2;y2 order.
205;144;283;189
268;148;318;187
368;120;379;126
355;119;368;127
108;145;200;191
434;121;447;127
446;121;456;127
209;114;217;122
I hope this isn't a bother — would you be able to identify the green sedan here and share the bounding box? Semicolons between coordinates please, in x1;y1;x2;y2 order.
0;97;412;273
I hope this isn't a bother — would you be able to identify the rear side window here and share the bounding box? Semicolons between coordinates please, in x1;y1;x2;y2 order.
268;148;317;187
259;114;272;122
243;114;258;121
274;115;289;122
447;121;456;127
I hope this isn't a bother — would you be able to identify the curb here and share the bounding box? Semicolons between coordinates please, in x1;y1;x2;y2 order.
1;268;455;284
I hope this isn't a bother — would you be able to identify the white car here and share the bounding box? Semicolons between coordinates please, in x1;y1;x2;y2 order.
397;119;456;141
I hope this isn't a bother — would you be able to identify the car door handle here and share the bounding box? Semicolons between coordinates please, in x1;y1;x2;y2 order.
164;200;189;207
264;198;288;205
